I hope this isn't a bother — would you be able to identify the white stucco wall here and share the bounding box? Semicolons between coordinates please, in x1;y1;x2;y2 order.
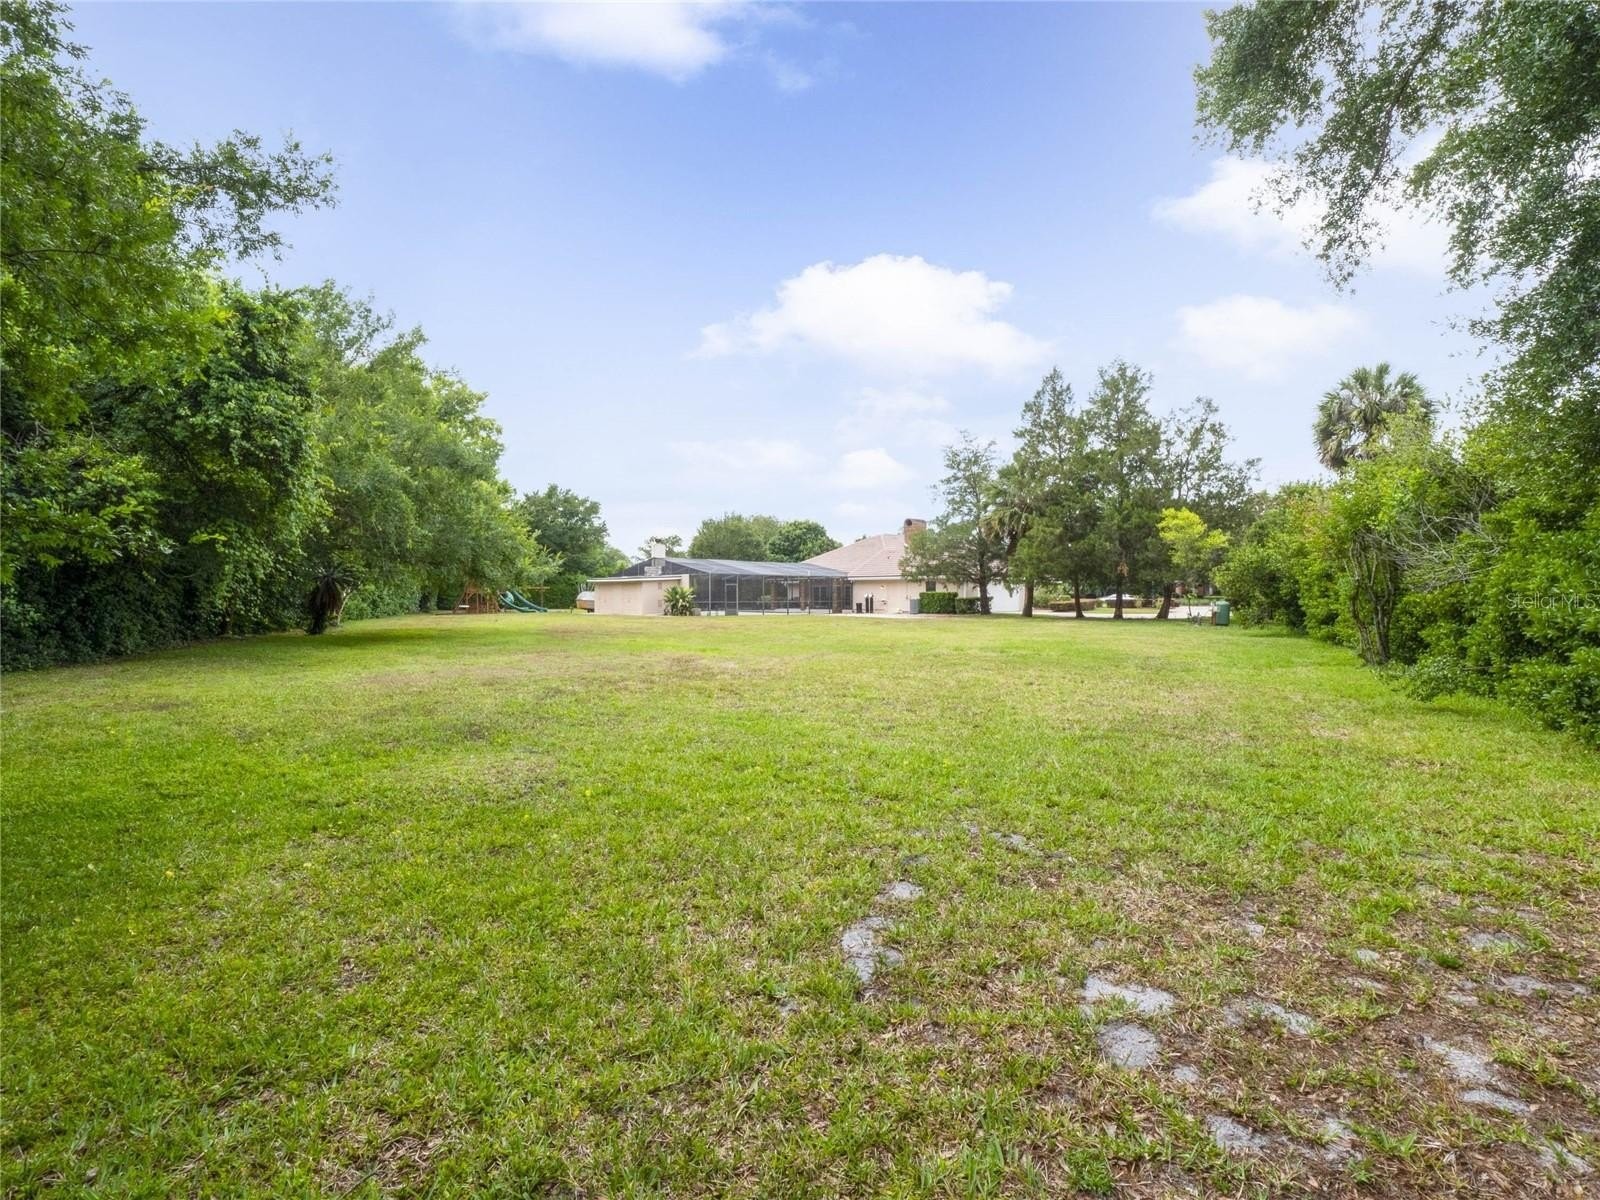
854;577;927;614
853;577;1024;614
982;583;1025;614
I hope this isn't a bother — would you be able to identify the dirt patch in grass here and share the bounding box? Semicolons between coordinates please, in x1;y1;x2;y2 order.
318;1110;448;1196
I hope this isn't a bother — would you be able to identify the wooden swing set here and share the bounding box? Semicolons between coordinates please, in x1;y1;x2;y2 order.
453;584;500;614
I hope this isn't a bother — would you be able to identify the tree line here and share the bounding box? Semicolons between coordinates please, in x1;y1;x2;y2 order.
4;0;1593;748
0;4;573;666
1194;0;1597;745
671;514;840;563
902;0;1599;746
903;363;1259;618
505;508;844;604
1220;354;1597;745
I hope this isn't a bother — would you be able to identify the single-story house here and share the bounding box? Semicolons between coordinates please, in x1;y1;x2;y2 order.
587;519;1026;616
805;518;1025;614
588;553;849;616
804;518;938;614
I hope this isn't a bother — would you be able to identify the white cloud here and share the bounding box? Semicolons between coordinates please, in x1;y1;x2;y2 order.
764;54;814;93
835;387;957;447
462;1;747;82
670;437;817;474
1174;294;1365;380
1154;158;1313;258
1153;157;1450;276
696;254;1050;375
832;448;913;490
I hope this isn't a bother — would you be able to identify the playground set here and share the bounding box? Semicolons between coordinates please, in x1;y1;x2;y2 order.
454;585;549;614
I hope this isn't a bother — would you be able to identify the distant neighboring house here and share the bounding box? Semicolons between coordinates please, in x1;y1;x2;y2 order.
805;518;1024;615
804;518;936;614
587;548;847;616
586;519;1025;616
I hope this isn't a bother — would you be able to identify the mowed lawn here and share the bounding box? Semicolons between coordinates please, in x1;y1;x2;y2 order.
3;614;1597;1198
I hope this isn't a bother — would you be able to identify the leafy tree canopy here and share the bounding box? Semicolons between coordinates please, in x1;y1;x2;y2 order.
516;485;613;579
985;366;1258;616
0;5;540;662
300;285;545;607
766;519;840;562
686;513;836;561
1080;361;1168;610
1196;0;1599;402
0;1;335;427
1158;507;1230;595
688;513;773;561
1199;1;1599;739
902;433;1008;613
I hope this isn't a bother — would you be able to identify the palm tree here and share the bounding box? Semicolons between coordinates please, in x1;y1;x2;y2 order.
662;584;697;616
981;464;1036;616
1314;363;1432;471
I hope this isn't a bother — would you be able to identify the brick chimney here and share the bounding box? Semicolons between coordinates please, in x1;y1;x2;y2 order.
903;518;928;535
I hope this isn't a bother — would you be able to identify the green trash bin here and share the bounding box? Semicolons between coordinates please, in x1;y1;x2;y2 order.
1213;599;1231;626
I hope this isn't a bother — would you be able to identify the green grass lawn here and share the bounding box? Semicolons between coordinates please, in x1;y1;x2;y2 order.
4;613;1597;1197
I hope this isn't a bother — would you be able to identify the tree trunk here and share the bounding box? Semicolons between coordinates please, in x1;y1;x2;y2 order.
977;562;991;614
1348;536;1397;665
1072;578;1085;618
1021;580;1034;618
1156;582;1173;620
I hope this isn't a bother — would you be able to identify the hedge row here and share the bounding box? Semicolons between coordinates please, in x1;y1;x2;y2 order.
918;591;980;614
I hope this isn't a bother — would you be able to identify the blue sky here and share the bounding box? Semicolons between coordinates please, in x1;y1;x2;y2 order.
71;1;1490;555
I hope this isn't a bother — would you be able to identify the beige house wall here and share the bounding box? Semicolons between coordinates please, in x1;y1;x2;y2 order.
592;575;685;616
856;576;946;614
592;571;1000;617
855;577;1020;614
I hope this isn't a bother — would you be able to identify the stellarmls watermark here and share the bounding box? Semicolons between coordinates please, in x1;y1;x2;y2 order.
1508;592;1600;613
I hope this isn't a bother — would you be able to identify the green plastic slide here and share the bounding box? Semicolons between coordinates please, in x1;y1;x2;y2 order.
499;590;547;613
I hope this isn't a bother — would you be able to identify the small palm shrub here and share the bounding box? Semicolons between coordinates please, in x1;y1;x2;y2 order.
306;569;351;635
663;585;697;616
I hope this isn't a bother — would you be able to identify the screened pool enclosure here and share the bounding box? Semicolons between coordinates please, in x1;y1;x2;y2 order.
606;557;852;614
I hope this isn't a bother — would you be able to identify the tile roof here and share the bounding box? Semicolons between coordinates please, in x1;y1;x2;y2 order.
804;531;911;579
603;557;845;580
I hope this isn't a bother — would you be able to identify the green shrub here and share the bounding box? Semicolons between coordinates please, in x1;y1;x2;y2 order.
1501;650;1600;745
1214;412;1599;745
918;591;979;614
1216;483;1330;631
343;577;423;622
663;585;697;616
539;573;585;610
